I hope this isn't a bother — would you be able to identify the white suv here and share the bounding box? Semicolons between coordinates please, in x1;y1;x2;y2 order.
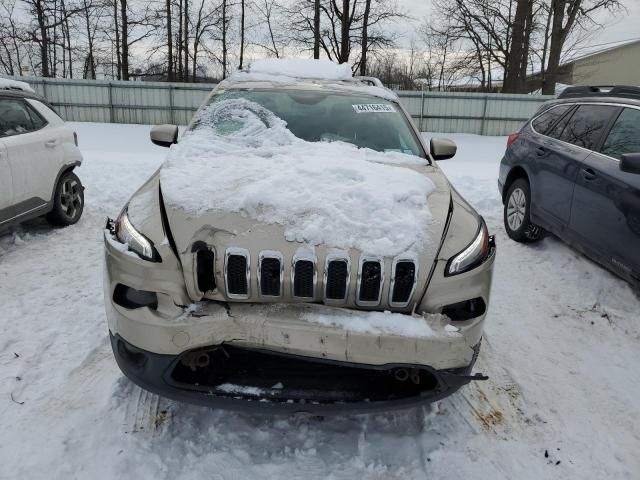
0;80;84;230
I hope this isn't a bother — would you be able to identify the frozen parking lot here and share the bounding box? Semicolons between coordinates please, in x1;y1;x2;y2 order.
1;123;639;479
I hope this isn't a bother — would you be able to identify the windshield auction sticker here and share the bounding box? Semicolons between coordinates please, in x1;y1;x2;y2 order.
352;104;396;114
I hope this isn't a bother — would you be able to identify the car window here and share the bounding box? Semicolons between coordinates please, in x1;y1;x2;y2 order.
600;108;640;160
26;103;47;130
0;99;45;137
203;89;426;158
531;104;572;134
555;104;619;150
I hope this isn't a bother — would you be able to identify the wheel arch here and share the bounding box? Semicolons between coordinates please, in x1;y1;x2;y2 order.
47;161;80;205
502;166;530;203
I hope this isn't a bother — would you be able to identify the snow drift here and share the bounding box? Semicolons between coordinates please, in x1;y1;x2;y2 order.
160;99;436;256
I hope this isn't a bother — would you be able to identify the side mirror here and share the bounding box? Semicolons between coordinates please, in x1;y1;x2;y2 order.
620;153;640;174
430;137;457;161
150;124;179;147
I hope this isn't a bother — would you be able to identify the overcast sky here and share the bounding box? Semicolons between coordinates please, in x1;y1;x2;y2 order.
397;0;640;47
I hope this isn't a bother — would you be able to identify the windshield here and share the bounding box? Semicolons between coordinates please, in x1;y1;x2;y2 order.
201;89;426;158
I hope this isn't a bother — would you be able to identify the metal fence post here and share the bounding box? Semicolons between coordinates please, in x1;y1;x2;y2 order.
420;88;425;131
169;85;175;124
108;82;114;123
480;94;489;135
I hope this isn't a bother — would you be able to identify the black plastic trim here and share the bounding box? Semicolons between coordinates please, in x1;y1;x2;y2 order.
110;332;484;415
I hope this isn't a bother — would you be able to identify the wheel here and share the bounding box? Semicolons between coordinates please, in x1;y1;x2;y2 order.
47;171;84;226
503;178;543;242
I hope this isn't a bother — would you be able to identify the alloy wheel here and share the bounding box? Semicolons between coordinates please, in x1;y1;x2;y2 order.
507;187;526;231
60;178;82;220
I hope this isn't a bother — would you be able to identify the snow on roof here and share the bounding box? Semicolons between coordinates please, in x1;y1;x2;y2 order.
160;98;435;256
227;59;398;101
247;58;353;81
0;77;35;93
563;38;640;64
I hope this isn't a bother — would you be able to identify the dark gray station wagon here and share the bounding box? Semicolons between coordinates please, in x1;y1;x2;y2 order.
499;86;640;288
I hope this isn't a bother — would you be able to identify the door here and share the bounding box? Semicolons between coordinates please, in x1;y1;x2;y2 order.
569;107;640;278
531;104;618;227
0;140;12;222
0;98;57;209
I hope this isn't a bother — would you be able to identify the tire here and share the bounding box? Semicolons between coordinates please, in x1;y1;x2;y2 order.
46;171;84;226
503;178;543;243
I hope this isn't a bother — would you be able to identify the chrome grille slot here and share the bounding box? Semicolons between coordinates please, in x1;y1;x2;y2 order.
325;258;349;302
390;259;417;307
357;257;383;306
259;251;283;297
225;248;250;298
293;260;315;298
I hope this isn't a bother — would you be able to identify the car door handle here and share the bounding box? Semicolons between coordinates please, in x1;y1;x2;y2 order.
581;168;597;181
535;146;546;156
45;139;59;148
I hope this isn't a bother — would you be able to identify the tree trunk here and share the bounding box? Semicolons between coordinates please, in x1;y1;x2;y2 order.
340;0;350;63
177;0;183;80
543;0;567;95
184;0;189;81
83;0;96;79
120;0;129;80
359;0;371;75
222;0;227;78
35;0;50;77
114;0;121;79
313;0;320;59
239;0;245;69
503;0;531;93
166;0;173;80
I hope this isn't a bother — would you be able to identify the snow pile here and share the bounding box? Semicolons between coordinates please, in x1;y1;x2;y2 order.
244;58;352;81
304;309;437;338
0;77;35;93
160;99;435;256
215;383;265;396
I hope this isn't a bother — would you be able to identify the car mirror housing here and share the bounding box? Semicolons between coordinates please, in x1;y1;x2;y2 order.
620;153;640;174
150;124;179;148
430;138;457;161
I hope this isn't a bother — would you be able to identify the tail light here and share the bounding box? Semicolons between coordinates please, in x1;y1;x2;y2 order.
507;132;519;147
73;131;78;146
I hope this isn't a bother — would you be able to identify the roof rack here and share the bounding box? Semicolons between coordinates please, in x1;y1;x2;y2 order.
353;76;384;88
558;85;640;100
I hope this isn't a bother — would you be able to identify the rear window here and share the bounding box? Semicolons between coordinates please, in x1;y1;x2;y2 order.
531;104;572;134
554;104;618;150
203;89;425;158
601;108;640;160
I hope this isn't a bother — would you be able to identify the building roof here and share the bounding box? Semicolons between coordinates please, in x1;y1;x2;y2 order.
563;38;640;65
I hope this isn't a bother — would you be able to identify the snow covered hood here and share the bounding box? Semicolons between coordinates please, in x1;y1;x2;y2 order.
159;99;448;258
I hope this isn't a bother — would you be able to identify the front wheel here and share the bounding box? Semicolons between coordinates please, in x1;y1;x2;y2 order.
47;171;84;226
503;178;543;242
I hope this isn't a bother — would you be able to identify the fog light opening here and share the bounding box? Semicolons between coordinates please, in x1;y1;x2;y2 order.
442;297;486;321
113;284;158;310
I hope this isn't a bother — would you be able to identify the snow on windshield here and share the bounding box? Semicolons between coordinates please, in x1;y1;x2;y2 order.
160;99;436;256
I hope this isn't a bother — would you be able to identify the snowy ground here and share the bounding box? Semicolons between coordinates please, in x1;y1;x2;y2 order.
1;123;639;479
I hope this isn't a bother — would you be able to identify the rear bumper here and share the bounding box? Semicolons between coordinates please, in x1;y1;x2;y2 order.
111;332;484;414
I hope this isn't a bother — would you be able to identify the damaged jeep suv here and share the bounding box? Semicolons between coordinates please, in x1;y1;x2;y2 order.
104;60;496;413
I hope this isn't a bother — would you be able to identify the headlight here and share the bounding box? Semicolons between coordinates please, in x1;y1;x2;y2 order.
115;208;157;261
446;219;491;276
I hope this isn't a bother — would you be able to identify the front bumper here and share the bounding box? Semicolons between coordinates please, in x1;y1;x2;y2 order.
111;332;484;414
104;223;494;412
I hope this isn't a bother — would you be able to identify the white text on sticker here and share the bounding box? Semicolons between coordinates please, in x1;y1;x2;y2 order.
352;104;396;114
